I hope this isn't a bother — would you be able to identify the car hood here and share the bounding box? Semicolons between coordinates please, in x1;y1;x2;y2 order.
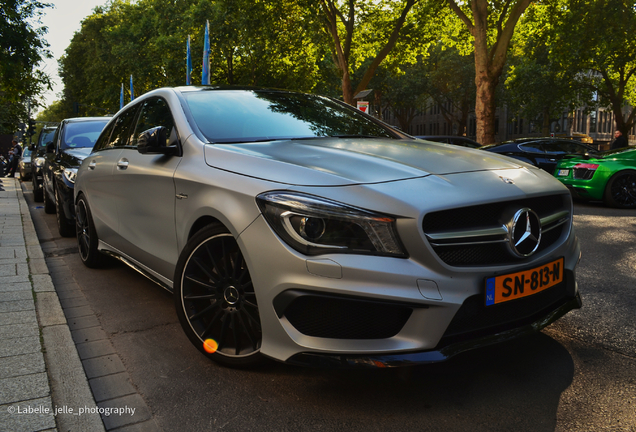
204;138;527;186
62;147;93;165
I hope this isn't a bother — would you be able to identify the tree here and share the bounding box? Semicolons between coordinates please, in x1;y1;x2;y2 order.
0;0;51;133
425;44;476;136
447;0;533;144
316;0;424;105
555;0;636;136
372;60;429;131
57;0;324;115
505;2;588;136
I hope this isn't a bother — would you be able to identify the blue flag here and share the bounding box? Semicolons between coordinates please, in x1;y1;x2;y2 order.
130;75;135;101
186;35;192;85
120;83;124;109
202;21;210;85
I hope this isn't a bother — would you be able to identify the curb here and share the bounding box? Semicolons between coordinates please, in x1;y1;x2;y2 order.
17;180;106;432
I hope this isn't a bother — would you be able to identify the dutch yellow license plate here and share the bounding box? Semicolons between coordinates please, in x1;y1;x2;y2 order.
485;257;564;306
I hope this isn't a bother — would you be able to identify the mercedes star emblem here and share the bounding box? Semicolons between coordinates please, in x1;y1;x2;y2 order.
508;208;542;257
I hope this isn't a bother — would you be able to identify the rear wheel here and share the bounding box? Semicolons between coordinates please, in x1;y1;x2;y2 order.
76;194;103;268
174;225;263;367
603;170;636;209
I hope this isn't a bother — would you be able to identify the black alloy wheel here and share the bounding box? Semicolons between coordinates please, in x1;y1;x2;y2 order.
43;182;55;214
55;187;75;237
32;175;43;202
174;225;263;367
75;194;103;268
604;170;636;209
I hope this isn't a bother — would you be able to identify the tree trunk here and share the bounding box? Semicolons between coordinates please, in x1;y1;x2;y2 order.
541;107;550;136
474;71;498;144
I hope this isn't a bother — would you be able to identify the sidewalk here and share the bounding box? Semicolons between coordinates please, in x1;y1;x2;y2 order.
0;177;104;432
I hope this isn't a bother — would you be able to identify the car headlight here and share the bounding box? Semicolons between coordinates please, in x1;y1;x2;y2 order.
256;192;406;257
63;167;78;184
34;157;45;168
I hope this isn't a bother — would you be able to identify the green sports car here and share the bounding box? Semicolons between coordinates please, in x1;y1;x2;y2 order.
554;146;636;208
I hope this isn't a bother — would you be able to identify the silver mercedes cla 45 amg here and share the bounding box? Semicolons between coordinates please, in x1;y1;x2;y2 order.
74;87;581;368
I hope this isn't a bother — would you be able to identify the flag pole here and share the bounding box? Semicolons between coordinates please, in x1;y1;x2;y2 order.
202;21;210;85
186;35;192;85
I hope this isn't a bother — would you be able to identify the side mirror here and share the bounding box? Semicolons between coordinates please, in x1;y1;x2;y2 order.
137;126;177;155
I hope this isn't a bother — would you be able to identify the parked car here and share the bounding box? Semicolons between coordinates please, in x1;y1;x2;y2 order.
415;135;481;148
32;126;58;202
43;117;111;237
554;147;636;208
75;87;581;368
481;138;598;173
18;147;32;180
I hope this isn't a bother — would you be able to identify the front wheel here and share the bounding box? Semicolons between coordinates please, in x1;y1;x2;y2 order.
43;182;55;214
603;170;636;209
55;187;75;237
33;175;43;202
174;225;263;367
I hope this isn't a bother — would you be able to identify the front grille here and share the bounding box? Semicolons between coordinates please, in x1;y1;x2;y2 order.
283;294;413;339
573;168;596;180
423;194;571;266
438;281;573;348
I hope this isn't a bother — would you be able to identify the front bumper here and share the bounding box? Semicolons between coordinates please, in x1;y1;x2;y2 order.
288;283;581;368
238;213;581;365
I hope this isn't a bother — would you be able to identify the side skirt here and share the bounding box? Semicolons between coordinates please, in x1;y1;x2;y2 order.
97;240;174;292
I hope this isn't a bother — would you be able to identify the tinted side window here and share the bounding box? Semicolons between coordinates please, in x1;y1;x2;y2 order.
131;98;176;147
555;142;588;154
93;121;116;152
519;143;545;153
107;107;140;149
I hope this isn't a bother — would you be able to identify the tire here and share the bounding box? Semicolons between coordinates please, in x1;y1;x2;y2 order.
76;194;103;268
43;183;55;214
174;225;263;367
32;175;43;202
55;187;75;237
603;170;636;209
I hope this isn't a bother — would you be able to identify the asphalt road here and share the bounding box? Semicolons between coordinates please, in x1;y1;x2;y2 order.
23;182;636;432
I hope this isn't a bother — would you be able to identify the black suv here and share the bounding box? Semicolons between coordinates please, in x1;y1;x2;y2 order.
42;117;110;236
31;126;58;201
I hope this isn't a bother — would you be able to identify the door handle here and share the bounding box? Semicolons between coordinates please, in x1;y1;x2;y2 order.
117;158;129;170
88;160;96;170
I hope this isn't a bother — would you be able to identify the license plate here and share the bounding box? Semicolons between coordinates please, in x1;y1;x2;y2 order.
557;169;570;177
485;257;564;306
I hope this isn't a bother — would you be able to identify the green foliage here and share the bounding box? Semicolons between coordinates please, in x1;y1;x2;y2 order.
553;0;636;133
0;0;51;133
35;100;68;123
504;1;589;134
58;0;324;115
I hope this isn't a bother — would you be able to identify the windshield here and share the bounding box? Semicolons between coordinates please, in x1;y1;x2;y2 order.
61;121;109;150
183;90;398;143
22;147;32;158
38;129;56;148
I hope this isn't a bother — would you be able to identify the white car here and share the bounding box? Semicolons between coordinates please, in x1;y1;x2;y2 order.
74;87;581;368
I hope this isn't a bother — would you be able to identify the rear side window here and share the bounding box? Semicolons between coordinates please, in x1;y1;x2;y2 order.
93;122;116;152
105;108;140;149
